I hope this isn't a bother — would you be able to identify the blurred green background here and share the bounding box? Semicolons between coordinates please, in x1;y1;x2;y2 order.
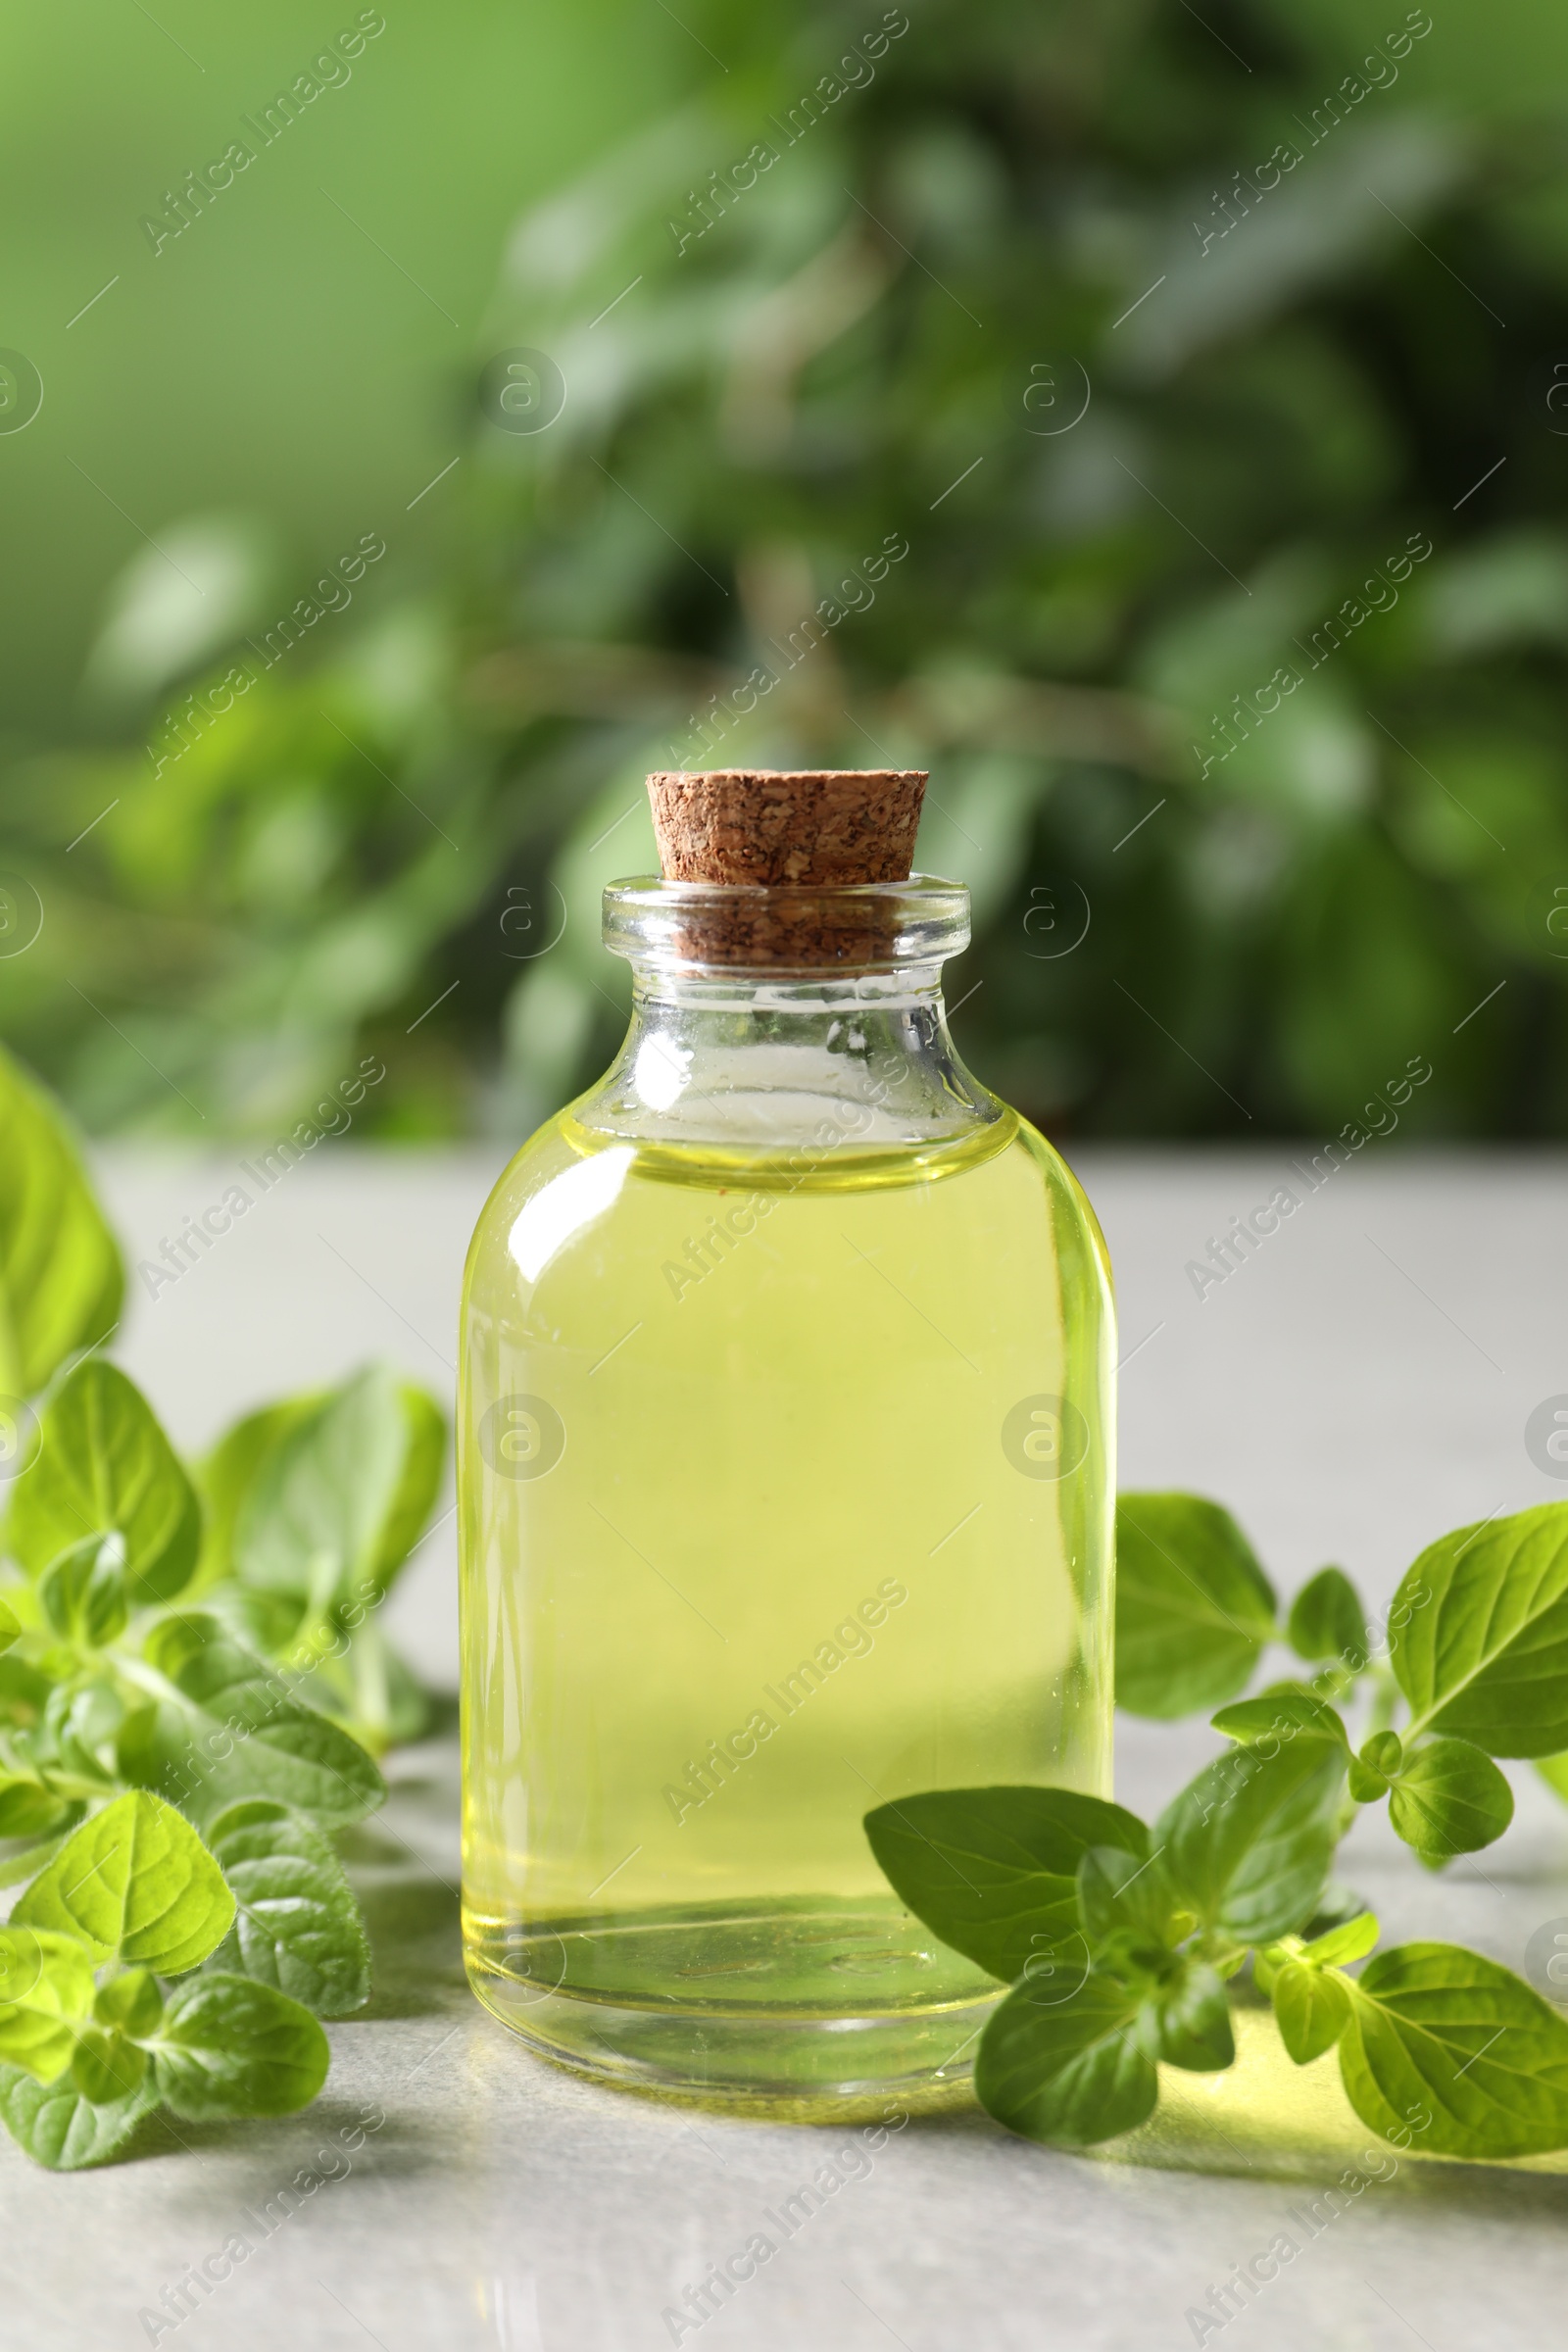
6;0;1568;1144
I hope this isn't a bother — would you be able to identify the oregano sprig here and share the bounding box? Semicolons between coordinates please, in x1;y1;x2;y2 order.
0;1042;445;2169
867;1491;1568;2163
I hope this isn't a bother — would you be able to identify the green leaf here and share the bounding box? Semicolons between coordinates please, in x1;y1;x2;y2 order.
0;1597;19;1653
975;1971;1157;2147
1537;1752;1568;1806
1273;1960;1351;2064
1341;1943;1568;2160
0;1047;124;1398
0;2058;159;2169
294;1616;430;1749
1388;1502;1568;1756
1388;1740;1515;1859
6;1362;200;1607
1147;1958;1235;2073
863;1785;1148;1984
1349;1725;1405;1804
13;1788;233;1973
371;1382;447;1588
0;1927;96;2082
94;1966;163;2037
1115;1494;1277;1719
1300;1910;1379;1966
29;1678;122;1791
1077;1843;1179;1950
0;1774;74;1839
124;1614;385;1828
151;1972;329;2120
38;1532;129;1646
1211;1688;1348;1749
1157;1738;1346;1945
234;1366;446;1621
0;1652;55;1727
191;1393;322;1594
204;1798;371;2015
1286;1566;1369;1667
71;2028;148;2107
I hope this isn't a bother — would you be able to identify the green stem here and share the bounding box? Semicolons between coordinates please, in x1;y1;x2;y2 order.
108;1652;189;1712
1363;1669;1401;1740
352;1622;390;1745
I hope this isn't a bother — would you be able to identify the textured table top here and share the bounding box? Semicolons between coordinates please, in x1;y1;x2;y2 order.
11;1139;1568;2351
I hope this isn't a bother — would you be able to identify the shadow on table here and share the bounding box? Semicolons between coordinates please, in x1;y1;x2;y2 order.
118;2091;451;2184
334;1724;466;2020
867;2006;1568;2221
337;1821;465;2022
1084;2008;1568;2206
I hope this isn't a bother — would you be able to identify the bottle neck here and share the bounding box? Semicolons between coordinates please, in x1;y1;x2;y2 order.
573;960;1000;1157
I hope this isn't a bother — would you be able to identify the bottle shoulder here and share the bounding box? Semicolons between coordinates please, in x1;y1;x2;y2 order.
468;1096;1107;1246
473;1096;1021;1220
464;1096;1114;1353
1008;1113;1116;1301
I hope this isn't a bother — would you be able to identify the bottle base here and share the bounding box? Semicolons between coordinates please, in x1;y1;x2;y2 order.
463;1897;1000;2116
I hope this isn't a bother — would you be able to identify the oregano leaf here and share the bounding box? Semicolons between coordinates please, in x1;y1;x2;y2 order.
1387;1740;1514;1859
975;1971;1156;2147
1388;1503;1568;1756
0;2059;158;2169
0;1928;96;2083
151;1973;328;2121
13;1789;233;1974
1285;1567;1368;1668
1273;1961;1351;2065
863;1786;1147;1985
204;1798;371;2016
1156;1738;1345;1945
1341;1943;1568;2160
1115;1494;1277;1719
0;1047;124;1398
6;1362;199;1607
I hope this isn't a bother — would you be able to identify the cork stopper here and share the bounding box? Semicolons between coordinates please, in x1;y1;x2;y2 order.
649;769;926;886
644;768;927;964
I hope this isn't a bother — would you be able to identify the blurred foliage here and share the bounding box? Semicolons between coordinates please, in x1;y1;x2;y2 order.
8;0;1568;1140
0;0;678;728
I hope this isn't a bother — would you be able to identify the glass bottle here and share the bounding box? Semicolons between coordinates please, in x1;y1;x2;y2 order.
459;771;1115;2113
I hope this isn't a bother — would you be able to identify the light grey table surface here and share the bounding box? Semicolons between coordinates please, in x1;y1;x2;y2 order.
9;1138;1568;2351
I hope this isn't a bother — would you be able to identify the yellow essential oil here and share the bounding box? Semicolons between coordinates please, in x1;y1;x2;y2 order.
460;861;1115;2111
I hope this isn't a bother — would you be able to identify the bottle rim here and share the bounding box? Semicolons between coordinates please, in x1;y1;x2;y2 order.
602;872;970;970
